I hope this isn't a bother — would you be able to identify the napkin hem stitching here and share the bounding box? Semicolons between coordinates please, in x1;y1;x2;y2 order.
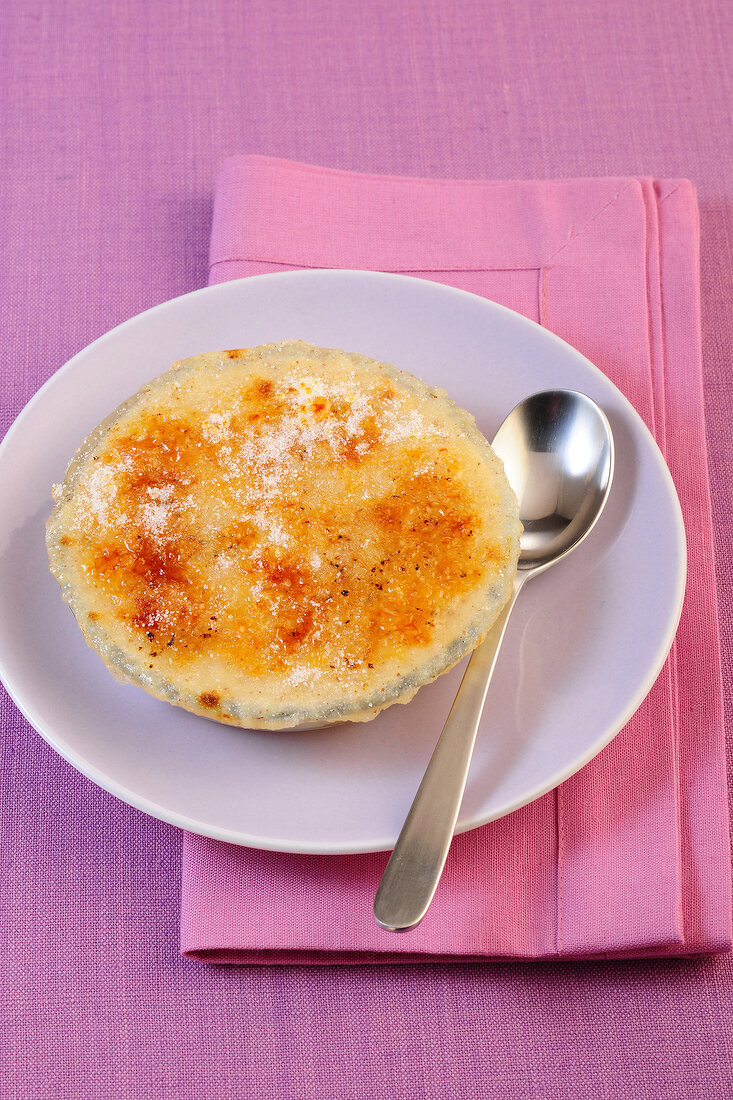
209;258;544;275
543;181;638;265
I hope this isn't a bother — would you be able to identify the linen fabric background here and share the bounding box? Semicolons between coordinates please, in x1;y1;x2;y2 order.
2;1;732;1097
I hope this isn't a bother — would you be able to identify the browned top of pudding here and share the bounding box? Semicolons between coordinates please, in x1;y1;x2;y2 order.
47;341;520;728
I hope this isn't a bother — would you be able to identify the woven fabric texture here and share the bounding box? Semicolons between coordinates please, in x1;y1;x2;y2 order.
1;1;732;1097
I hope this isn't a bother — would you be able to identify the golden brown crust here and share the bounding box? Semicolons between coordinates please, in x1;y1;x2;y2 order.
47;341;521;728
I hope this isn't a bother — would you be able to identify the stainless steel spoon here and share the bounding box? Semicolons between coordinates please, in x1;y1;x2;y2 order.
373;389;614;932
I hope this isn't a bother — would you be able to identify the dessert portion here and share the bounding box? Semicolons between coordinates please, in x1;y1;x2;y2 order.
47;341;521;729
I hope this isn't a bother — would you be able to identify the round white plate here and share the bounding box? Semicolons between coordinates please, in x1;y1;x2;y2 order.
0;270;686;853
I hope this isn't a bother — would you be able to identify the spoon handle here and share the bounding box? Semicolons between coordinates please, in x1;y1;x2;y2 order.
374;578;523;932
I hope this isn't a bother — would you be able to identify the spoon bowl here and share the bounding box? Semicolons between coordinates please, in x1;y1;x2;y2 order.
373;389;614;932
496;389;614;572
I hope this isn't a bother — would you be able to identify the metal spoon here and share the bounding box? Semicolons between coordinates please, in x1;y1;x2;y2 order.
373;389;614;932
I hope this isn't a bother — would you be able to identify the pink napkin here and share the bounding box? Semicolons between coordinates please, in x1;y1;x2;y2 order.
181;156;730;963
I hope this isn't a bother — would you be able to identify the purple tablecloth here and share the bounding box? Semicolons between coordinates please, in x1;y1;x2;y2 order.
2;1;732;1096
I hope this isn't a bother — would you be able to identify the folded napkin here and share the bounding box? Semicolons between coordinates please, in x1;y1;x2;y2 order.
181;156;730;963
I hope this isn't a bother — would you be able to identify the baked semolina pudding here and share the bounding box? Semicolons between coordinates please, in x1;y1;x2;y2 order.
46;341;521;729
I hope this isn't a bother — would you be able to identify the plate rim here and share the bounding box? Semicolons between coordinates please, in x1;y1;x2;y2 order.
0;269;687;853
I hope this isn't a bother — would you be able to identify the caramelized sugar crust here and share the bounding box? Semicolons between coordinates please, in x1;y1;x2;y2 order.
47;342;520;728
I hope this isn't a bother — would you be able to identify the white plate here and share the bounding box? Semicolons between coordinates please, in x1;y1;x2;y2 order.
0;271;686;853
